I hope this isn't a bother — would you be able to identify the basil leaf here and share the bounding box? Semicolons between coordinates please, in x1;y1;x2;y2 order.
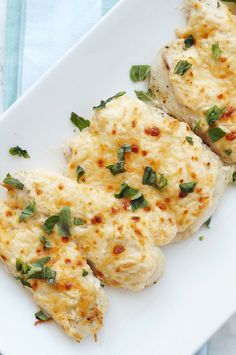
193;120;201;133
106;161;126;176
16;258;31;274
130;65;151;82
9;146;30;159
15;275;32;288
225;149;232;156
142;166;168;191
186;136;194;145
205;217;211;228
206;105;225;126
43;215;59;235
135;89;155;103
31;256;51;270
114;182;139;199
57;207;71;237
82;269;89;277
40;236;52;249
212;43;222;61
35;310;51;322
232;171;236;183
130;194;148;211
184;35;195;49
74;217;84;226
19;200;36;223
76;165;85;182
118;144;131;161
93;91;126;110
70;112;90;131
208;127;226;142
179;181;197;193
174;60;192;75
3;173;24;190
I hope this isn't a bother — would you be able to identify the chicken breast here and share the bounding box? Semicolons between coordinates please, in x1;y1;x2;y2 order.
0;199;107;342
150;0;236;164
3;170;167;291
66;95;231;241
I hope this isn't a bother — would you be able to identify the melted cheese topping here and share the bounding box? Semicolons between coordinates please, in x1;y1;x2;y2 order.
0;200;107;342
67;95;226;240
5;170;167;291
151;0;236;163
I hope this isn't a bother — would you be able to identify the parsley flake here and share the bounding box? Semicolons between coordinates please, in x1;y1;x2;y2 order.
3;173;24;190
70;112;90;131
76;165;85;182
35;310;51;322
212;43;222;61
184;35;195;49
114;182;148;211
142;166;168;191
19;200;36;223
93;92;126;110
174;60;192;75
208;127;226;143
185;136;194;145
135;89;155;103
179;181;197;194
9;146;30;159
205;105;225;127
130;65;151;82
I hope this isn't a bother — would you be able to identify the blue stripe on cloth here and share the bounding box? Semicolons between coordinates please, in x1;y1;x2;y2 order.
3;0;26;109
102;0;119;15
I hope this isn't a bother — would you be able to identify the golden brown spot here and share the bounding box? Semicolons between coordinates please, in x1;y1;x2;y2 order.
156;201;167;210
144;206;151;212
111;206;119;215
196;188;203;194
36;188;43;196
220;57;227;63
69;162;76;169
222;106;236;120
118;225;123;232
131;120;137;128
164;59;170;70
77;260;83;266
226;132;236;141
179;191;188;198
122;200;130;210
32;281;38;290
62;237;69;243
65;258;71;265
97;159;104;168
5;210;12;217
183;209;188;215
112;129;116;135
91;215;102;224
131;216;140;222
217;94;224;100
142;150;148;157
65;282;73;290
191;173;197;179
191;156;198;161
58;184;64;190
131;144;139;153
0;255;7;262
207;162;211;167
87;260;104;278
144;126;161;137
113;245;125;255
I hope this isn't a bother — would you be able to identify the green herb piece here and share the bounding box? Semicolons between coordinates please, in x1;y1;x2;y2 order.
199;236;205;241
70;112;90;131
193;120;201;133
118;144;131;161
130;194;148;211
179;181;197;194
114;182;148;211
232;171;236;182
19;200;36;223
174;60;192;75
225;149;232;156
9;146;30;159
205;105;225;126
142;166;168;191
184;35;195;49
186;136;194;145
82;269;89;277
43;215;59;235
76;165;85;182
212;43;222;61
57;207;71;237
31;257;51;270
93;92;126;110
100;283;105;288
221;0;236;2
16;258;31;274
106;161;126;176
3;173;24;190
74;217;84;226
130;65;151;82
35;310;51;322
135;89;155;103
208;127;226;143
40;236;52;249
205;217;211;228
15;275;32;288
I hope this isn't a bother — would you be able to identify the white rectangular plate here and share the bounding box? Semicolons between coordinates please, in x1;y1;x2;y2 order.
0;1;236;355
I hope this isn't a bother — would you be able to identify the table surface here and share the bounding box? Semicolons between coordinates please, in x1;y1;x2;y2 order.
0;2;235;354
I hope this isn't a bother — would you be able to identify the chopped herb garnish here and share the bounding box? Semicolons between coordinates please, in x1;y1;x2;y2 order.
100;283;105;288
74;217;84;226
135;89;155;103
174;60;192;75
221;0;236;2
185;136;194;145
208;127;226;143
193;120;201;133
93;92;126;110
114;182;148;211
57;207;71;237
142;166;168;191
76;165;85;182
205;105;225;127
225;149;232;156
106;144;131;176
232;171;236;183
3;173;24;190
15;256;56;288
130;65;151;82
9;146;30;159
82;269;89;277
40;236;52;249
199;236;205;241
43;215;59;235
184;35;195;49
212;43;222;61
19;200;36;223
205;217;211;228
179;181;197;194
118;144;131;161
35;310;51;322
70;112;90;131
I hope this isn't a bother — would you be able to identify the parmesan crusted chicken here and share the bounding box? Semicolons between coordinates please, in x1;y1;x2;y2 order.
0;199;107;342
66;95;231;241
3;170;167;291
150;0;236;164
